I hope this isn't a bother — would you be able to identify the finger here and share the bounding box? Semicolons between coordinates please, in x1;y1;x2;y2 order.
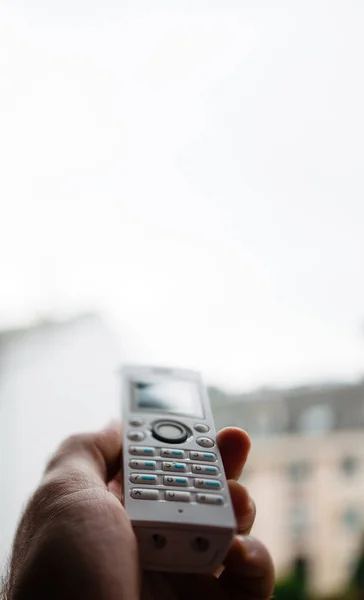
228;480;256;535
217;427;251;481
163;573;230;599
108;470;123;500
212;482;256;578
44;421;122;488
220;535;275;600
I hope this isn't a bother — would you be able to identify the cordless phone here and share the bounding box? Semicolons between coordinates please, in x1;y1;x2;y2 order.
121;365;236;572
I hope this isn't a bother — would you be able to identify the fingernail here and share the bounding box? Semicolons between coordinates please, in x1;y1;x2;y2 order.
237;535;258;559
249;497;256;517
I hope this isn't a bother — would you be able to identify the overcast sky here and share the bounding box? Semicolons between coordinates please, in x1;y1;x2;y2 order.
0;1;363;390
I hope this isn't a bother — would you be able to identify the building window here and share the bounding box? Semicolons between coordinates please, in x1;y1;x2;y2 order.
297;404;336;435
342;507;362;532
341;456;359;477
287;461;311;483
290;506;310;537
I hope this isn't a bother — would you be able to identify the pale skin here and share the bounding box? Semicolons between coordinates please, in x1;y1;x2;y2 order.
5;424;274;600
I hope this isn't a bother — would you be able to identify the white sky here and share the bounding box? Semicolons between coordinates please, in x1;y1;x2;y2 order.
0;0;363;390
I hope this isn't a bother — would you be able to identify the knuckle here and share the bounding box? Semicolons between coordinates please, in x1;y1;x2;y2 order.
45;433;93;473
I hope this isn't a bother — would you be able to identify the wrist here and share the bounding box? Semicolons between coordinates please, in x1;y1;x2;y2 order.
10;506;139;600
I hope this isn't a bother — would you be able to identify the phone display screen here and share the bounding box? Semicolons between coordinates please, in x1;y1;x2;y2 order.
132;379;204;418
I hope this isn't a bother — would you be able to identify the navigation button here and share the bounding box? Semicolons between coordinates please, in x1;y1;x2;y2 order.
197;493;224;505
128;430;146;442
130;473;158;484
165;490;191;502
129;417;144;427
194;423;210;433
129;459;156;470
152;420;189;444
131;488;159;500
163;476;188;487
196;437;214;448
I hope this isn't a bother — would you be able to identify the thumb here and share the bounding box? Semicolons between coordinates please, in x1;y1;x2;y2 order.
43;422;122;490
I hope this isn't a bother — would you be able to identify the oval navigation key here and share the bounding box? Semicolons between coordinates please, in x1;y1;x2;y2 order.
152;420;190;444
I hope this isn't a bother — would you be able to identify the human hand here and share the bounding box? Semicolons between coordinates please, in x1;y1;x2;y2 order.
6;424;274;600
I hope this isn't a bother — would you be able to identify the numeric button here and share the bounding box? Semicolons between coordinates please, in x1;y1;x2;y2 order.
192;465;219;475
189;451;216;462
129;446;155;456
130;473;157;484
131;488;159;500
163;476;188;487
165;490;191;502
195;478;222;490
197;493;224;505
162;462;187;472
129;459;156;470
161;448;186;459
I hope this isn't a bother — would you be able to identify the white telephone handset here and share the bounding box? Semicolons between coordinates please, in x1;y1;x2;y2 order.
122;365;236;573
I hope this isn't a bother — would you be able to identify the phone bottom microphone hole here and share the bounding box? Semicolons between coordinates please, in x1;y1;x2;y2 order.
151;534;167;549
191;537;210;553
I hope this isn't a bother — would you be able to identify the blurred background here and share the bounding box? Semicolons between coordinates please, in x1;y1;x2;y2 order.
0;1;363;598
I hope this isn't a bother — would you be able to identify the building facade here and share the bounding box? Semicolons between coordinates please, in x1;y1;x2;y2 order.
0;314;121;572
210;383;364;596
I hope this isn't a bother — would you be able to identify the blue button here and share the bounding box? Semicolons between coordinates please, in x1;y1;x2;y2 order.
144;449;153;453
145;461;154;467
141;475;155;481
176;478;186;483
172;450;183;455
206;481;220;487
206;467;217;473
203;453;214;458
174;463;184;469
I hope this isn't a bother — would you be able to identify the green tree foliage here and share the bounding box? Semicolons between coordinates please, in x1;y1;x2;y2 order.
274;557;308;600
351;534;364;600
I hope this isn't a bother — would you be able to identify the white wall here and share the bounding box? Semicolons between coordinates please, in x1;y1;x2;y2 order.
0;315;121;570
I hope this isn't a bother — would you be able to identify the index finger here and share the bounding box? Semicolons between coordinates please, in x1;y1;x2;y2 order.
217;427;251;481
220;535;275;600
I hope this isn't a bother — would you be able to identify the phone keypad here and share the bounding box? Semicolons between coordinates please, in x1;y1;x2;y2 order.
128;445;225;505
